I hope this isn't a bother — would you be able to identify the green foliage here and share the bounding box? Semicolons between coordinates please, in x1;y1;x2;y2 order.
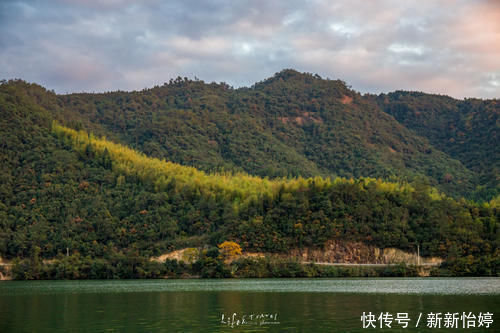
49;123;500;275
50;70;493;200
0;76;498;279
11;255;424;280
11;253;178;280
230;258;421;278
377;91;499;201
181;248;200;263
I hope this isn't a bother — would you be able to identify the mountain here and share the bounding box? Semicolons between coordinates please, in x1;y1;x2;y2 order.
54;69;496;200
0;72;498;278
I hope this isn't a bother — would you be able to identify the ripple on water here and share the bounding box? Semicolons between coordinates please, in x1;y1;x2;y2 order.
0;277;499;296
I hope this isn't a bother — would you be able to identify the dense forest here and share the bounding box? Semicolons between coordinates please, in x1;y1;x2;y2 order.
53;70;498;200
0;70;498;278
375;91;499;202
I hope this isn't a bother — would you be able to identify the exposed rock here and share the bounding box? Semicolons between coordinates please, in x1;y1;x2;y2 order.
280;240;442;265
341;95;353;104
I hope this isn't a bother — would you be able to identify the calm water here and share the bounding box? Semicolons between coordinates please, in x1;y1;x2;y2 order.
0;278;498;332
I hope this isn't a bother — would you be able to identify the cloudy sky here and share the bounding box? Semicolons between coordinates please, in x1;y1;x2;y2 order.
1;0;499;98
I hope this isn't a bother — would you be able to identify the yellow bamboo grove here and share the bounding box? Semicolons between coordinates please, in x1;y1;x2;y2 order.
52;122;427;209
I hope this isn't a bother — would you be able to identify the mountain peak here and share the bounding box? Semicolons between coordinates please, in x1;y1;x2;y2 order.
252;69;350;96
258;69;321;85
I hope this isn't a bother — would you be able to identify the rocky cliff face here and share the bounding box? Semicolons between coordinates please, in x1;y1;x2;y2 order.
280;240;443;265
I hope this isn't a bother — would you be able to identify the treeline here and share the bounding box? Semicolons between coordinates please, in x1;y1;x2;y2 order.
13;245;494;280
11;249;423;280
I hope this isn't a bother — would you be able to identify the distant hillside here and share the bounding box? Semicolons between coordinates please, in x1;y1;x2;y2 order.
52;69;496;199
376;91;499;200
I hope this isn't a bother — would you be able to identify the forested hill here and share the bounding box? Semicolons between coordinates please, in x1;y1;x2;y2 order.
375;91;499;201
0;76;498;278
2;71;497;200
50;70;495;201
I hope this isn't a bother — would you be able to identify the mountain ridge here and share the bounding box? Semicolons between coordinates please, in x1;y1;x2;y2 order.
41;69;496;200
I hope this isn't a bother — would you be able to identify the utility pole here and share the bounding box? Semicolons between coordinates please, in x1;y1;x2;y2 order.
417;244;420;266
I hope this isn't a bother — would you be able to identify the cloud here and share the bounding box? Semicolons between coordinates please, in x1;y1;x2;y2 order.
0;0;498;98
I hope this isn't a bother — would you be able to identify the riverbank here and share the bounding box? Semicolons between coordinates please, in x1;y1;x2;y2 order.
5;253;493;280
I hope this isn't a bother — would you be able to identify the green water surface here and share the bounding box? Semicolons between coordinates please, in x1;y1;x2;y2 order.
0;278;498;332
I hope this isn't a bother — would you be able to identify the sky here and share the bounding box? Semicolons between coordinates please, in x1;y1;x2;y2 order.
1;0;499;98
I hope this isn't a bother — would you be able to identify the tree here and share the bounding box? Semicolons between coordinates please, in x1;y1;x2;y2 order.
181;248;199;264
218;241;242;261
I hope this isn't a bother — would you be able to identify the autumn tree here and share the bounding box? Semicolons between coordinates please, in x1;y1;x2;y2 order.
218;241;242;261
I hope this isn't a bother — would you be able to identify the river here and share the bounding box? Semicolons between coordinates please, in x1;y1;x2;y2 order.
0;278;498;332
